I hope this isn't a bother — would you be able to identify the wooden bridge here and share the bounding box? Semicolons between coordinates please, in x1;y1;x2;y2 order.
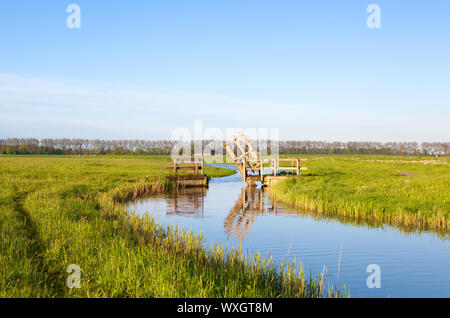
166;157;209;187
225;131;307;186
167;157;204;175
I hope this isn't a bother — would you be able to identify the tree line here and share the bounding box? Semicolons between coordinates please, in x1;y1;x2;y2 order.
0;138;448;156
278;141;449;156
0;138;176;155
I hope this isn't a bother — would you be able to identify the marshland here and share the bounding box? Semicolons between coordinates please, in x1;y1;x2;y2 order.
0;155;341;297
1;154;448;297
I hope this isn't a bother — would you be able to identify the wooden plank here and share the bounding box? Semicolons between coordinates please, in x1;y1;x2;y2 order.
236;162;244;176
277;158;308;162
273;159;277;176
175;166;198;170
234;134;259;174
232;136;246;159
167;166;198;170
274;166;297;170
240;132;259;161
201;158;204;176
254;166;298;171
243;157;247;181
225;142;246;177
260;159;264;182
225;143;237;160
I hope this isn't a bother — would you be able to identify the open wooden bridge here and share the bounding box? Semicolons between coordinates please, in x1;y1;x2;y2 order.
225;131;308;186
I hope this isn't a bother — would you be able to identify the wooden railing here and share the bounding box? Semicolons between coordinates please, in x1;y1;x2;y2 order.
242;158;308;181
268;158;308;176
167;158;204;175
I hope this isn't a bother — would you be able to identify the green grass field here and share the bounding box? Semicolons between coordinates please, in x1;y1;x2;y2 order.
271;155;449;237
0;155;342;298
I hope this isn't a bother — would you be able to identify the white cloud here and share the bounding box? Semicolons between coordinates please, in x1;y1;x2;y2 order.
0;73;448;141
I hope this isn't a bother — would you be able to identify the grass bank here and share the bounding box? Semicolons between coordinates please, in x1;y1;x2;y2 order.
271;155;449;237
0;155;343;297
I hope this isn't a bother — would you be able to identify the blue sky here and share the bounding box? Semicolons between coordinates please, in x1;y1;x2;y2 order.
0;0;449;141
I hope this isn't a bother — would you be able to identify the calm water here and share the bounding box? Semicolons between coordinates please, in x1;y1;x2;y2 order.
127;165;450;297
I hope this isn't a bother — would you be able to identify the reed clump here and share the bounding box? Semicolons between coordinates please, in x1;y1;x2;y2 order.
111;177;175;203
272;155;449;238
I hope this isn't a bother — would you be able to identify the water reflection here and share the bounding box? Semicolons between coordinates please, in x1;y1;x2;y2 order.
225;186;297;240
166;187;206;216
128;187;207;218
127;172;450;297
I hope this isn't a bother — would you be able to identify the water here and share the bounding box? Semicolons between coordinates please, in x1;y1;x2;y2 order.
127;165;450;297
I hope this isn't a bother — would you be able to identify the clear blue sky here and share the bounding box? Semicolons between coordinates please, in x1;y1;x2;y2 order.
0;0;449;141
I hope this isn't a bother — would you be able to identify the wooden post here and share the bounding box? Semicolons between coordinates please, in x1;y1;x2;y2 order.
260;159;264;182
173;159;177;174
241;188;246;212
260;189;263;213
296;158;300;175
194;160;198;175
194;193;199;209
201;194;204;216
243;157;247;182
273;159;277;176
201;156;204;175
225;143;244;176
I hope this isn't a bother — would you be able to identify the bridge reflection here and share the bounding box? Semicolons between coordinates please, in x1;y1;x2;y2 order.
165;187;206;216
156;185;297;239
224;186;297;240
